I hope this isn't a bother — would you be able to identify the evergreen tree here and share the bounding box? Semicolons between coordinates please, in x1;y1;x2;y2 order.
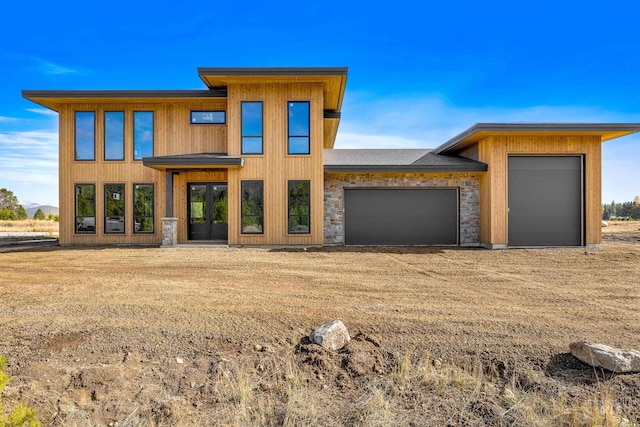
16;205;28;220
33;208;45;220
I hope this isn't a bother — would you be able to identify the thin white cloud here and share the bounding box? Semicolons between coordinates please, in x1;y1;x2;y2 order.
26;108;59;117
0;116;18;122
34;58;79;75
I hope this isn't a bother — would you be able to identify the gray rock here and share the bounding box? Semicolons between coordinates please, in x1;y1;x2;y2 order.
309;320;350;351
569;342;640;373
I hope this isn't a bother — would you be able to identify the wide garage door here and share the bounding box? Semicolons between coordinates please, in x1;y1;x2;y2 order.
344;188;458;245
508;156;582;246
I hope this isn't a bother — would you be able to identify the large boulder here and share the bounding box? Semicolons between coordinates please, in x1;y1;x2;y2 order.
309;320;351;351
569;342;640;373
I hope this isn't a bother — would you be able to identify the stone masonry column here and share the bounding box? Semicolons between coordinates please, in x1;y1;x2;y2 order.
161;217;178;246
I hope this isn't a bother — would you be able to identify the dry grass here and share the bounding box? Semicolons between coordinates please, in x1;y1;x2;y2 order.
0;220;58;233
0;222;638;425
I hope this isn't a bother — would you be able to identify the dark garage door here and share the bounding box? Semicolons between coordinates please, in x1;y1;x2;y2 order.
344;189;458;245
508;156;582;246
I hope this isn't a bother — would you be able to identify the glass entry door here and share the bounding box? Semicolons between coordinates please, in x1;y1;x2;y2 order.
188;183;228;240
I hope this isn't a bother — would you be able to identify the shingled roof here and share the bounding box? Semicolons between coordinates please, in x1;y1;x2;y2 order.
324;149;487;172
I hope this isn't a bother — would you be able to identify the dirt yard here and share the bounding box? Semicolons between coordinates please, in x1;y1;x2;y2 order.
0;222;639;426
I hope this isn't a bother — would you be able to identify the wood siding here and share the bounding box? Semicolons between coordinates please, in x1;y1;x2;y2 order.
226;83;325;245
477;135;602;247
58;100;227;245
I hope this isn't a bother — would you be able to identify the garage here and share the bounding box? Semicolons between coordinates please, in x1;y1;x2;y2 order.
344;188;459;245
508;156;583;246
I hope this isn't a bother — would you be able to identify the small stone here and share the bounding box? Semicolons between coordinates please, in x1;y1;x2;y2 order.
254;344;263;352
570;342;640;373
259;383;271;392
257;364;265;372
432;359;443;369
309;320;351;351
176;357;184;364
316;373;324;380
190;382;196;388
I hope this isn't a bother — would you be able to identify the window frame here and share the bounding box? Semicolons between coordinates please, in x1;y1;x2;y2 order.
133;183;155;234
241;101;264;155
287;180;311;234
74;111;96;161
240;180;264;235
133;110;154;161
104;111;125;161
104;183;126;234
74;183;96;234
190;110;226;125
287;101;311;155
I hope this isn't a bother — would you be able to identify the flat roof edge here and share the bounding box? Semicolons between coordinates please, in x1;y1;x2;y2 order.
22;89;227;99
434;123;640;154
197;67;348;76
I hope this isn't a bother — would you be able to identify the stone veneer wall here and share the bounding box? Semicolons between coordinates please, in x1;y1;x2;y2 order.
324;172;481;245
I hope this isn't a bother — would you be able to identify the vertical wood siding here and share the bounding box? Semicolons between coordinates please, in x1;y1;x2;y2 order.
477;135;602;247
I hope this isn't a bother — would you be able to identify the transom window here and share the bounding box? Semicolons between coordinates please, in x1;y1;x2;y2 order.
288;180;310;234
241;180;264;234
241;102;263;154
75;112;95;160
288;101;310;155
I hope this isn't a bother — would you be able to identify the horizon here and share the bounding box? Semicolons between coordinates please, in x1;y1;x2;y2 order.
1;1;639;206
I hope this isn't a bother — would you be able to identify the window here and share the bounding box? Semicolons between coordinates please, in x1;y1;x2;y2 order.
104;111;125;160
288;180;310;234
241;102;263;154
191;110;226;124
133;184;154;233
75;184;95;234
241;180;263;234
75;112;95;160
104;184;125;234
133;111;154;160
288;101;310;155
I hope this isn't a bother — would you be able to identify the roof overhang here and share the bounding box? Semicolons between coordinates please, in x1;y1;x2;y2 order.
197;67;348;112
434;123;640;155
142;153;243;171
22;90;226;112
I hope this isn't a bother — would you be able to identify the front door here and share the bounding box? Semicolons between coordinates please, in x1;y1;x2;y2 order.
188;183;228;240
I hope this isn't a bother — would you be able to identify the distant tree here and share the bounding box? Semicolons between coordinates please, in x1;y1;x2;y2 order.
16;205;28;220
47;214;59;222
33;208;45;220
0;188;20;212
634;195;640;206
0;209;18;220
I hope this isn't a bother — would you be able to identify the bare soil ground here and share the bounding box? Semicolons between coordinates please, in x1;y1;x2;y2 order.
0;222;639;426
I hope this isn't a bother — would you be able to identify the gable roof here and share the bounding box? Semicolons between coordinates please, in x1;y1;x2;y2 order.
434;123;640;155
324;149;487;172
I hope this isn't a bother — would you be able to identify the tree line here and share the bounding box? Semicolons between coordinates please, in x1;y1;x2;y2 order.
0;188;58;221
602;196;640;220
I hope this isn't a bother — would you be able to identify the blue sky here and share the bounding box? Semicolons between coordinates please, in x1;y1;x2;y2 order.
1;0;639;206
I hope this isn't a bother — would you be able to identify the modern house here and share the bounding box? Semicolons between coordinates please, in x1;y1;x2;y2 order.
23;67;640;248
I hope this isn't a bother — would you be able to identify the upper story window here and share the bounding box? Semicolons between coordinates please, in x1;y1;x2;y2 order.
288;101;310;155
133;111;154;160
104;111;125;161
241;102;263;154
191;110;226;124
75;111;95;160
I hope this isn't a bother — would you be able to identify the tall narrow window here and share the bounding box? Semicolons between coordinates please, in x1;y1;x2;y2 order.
133;111;154;160
241;102;263;154
104;111;125;160
75;184;95;234
104;183;125;234
75;111;95;160
133;184;154;233
288;180;310;234
241;180;263;234
288;101;310;155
